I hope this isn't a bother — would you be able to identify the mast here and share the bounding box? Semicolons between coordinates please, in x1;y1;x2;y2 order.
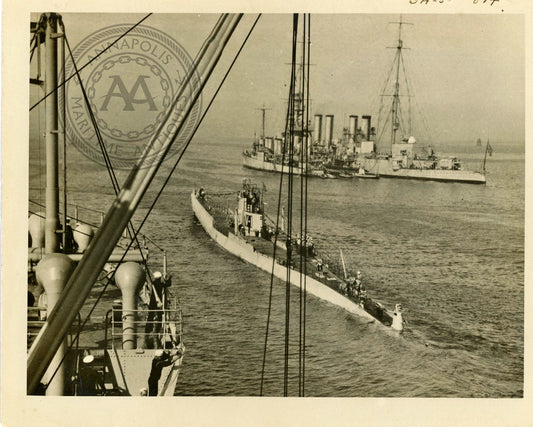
340;249;348;280
390;16;412;146
482;139;492;173
294;58;306;138
61;27;68;251
44;13;61;253
256;104;271;139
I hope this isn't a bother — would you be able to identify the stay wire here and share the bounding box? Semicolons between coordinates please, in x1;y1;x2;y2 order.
62;27;151;276
77;11;253;306
84;13;247;287
375;48;397;146
259;14;297;397
128;13;260;250
298;14;306;397
403;51;433;143
30;13;152;112
302;13;311;397
400;52;413;135
284;13;299;397
39;13;257;391
62;31;119;196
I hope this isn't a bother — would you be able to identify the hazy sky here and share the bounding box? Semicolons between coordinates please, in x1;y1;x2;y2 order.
52;13;524;146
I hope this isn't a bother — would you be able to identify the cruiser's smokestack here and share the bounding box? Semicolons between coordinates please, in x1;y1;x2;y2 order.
348;115;358;140
266;137;273;151
325;115;334;148
362;115;372;141
274;137;282;155
314;114;322;144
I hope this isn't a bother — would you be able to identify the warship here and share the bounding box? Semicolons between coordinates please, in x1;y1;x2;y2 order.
243;17;487;184
335;17;487;184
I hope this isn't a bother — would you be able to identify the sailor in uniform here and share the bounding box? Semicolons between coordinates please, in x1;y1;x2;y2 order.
355;271;366;308
77;355;104;396
144;271;170;348
147;349;181;396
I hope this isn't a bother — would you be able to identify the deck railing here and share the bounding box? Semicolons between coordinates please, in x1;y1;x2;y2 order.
106;305;183;351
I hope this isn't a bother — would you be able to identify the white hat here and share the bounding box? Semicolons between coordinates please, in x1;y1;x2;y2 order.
154;349;164;357
83;355;95;364
153;271;162;279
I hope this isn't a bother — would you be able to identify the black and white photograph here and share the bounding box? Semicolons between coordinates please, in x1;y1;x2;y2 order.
1;1;531;426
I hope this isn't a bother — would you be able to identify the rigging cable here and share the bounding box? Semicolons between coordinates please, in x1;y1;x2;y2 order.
403;52;433;143
297;13;311;397
260;14;298;397
60;17;170;261
375;46;398;147
36;13;260;390
61;25;152;283
298;15;306;396
62;31;118;194
376;107;393;146
29;14;152;112
395;49;409;138
123;13;261;252
284;13;299;397
399;51;413;135
302;13;311;397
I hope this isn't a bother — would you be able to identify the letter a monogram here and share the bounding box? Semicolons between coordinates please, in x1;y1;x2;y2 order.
101;75;157;111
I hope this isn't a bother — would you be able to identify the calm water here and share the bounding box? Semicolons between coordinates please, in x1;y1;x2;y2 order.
29;137;524;397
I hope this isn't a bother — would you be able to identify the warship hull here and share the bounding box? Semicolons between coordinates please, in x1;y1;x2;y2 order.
244;153;486;184
243;152;305;175
364;158;486;184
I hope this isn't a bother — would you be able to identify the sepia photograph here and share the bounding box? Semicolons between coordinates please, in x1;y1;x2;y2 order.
2;1;531;426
